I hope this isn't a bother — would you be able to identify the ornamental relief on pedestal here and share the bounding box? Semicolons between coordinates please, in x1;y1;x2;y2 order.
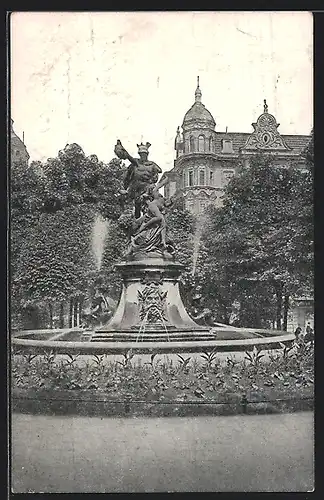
138;283;168;324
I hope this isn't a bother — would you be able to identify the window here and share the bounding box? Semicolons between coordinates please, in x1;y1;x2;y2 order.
209;136;214;152
199;169;205;185
209;170;214;185
188;170;193;186
182;171;186;188
198;135;205;152
190;136;195;152
222;139;233;153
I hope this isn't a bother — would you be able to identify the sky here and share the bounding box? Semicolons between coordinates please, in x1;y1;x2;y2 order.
10;11;313;172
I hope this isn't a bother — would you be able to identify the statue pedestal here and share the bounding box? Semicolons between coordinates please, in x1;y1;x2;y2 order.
91;257;215;342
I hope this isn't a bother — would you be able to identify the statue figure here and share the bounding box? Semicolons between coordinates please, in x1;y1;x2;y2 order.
263;99;268;113
191;292;214;326
114;140;163;218
114;139;174;258
81;287;113;329
125;177;175;258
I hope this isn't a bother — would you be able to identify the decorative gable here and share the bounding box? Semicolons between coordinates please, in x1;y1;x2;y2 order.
241;102;291;152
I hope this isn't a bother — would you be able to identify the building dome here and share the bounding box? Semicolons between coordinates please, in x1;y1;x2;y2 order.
183;103;215;127
182;77;216;130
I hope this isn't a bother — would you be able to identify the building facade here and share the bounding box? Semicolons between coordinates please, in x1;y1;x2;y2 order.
164;78;310;215
10;119;29;166
287;296;314;333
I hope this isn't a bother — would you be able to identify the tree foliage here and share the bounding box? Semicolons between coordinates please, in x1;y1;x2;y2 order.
42;143;125;219
165;196;197;306
12;205;96;305
10;144;126;328
200;152;313;327
100;220;128;300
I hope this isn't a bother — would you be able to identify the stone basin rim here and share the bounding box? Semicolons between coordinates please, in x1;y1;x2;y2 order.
12;333;295;354
115;258;185;268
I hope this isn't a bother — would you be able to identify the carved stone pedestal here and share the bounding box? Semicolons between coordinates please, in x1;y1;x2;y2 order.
91;257;215;342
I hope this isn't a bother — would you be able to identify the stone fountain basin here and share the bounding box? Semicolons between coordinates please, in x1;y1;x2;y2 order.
11;327;295;354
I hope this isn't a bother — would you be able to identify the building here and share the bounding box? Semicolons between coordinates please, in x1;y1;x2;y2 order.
10;119;29;166
163;78;313;333
164;77;310;215
287;296;314;333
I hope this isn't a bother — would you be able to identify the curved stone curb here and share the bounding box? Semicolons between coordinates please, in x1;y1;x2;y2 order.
12;388;313;418
11;333;295;355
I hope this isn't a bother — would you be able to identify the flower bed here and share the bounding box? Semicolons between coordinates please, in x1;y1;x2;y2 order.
11;341;314;417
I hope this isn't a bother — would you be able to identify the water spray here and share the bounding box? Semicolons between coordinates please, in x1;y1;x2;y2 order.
92;214;109;271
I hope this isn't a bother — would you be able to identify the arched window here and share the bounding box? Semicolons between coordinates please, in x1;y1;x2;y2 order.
198;135;205;152
209;136;214;152
190;136;195;152
188;170;194;186
199;169;205;186
222;139;233;153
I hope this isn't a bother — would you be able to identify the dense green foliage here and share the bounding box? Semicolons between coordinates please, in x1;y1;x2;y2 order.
10;143;125;328
12;205;95;303
99;220;128;300
199;153;313;328
165;197;197;307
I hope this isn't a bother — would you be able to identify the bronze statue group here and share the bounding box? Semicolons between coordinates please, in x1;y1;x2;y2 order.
114;140;175;259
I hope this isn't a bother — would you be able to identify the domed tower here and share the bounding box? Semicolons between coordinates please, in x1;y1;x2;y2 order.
11;119;29;166
171;77;219;214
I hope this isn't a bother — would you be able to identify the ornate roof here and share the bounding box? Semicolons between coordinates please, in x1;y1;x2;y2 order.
182;77;216;130
11;119;30;162
216;131;309;155
11;119;26;146
171;131;309;163
241;100;292;152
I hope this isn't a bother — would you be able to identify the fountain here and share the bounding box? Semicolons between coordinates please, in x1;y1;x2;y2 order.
12;139;295;354
91;140;213;342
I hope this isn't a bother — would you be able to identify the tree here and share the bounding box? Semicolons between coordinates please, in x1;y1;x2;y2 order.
165;196;196;308
201;152;313;329
10;144;126;329
100;219;128;301
10;159;47;328
42;143;125;219
12;205;96;328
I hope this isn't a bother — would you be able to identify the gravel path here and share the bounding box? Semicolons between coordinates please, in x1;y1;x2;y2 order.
11;411;313;492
